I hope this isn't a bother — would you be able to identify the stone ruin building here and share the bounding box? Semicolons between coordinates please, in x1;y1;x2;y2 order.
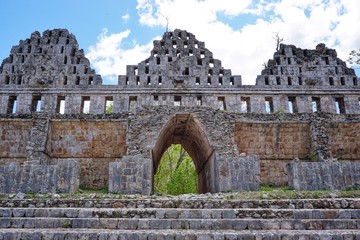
0;28;359;194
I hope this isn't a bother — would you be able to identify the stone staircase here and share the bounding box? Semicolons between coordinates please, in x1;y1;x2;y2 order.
0;196;359;239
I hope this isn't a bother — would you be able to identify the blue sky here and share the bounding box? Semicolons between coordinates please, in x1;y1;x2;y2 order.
1;0;359;84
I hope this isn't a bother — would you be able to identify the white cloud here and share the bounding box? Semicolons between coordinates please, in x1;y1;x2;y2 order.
122;13;130;23
86;28;154;83
88;0;360;85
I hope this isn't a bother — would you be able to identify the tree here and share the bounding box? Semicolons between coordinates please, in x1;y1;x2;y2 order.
273;32;284;51
105;103;113;114
154;144;198;195
348;49;360;66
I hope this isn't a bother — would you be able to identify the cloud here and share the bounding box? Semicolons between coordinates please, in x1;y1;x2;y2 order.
122;13;130;23
86;28;154;83
88;0;360;85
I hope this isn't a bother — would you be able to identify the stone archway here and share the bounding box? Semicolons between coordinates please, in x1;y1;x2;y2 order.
152;114;215;194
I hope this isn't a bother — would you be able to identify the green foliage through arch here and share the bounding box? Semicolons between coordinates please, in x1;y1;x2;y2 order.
154;144;198;195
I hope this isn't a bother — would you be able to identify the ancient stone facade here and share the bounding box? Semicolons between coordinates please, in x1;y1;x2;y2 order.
0;28;359;193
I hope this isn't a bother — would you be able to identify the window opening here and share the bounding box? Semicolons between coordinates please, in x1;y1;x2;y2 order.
196;96;202;106
324;57;329;65
168;57;172;62
329;77;334;85
21;55;25;63
195;77;200;85
280;67;284;75
354;77;358;86
298;77;303;85
147;76;151;85
73;66;76;74
134;67;138;75
10;55;13;63
64;56;67;64
145;66;149;74
184;67;189;75
153;95;159;106
56;96;65;114
240;97;250;113
299;67;302;73
287;58;291;64
312;97;321;112
265;76;269;85
136;76;140;85
88;76;94;85
82;96;90;114
288;76;292;85
275;57;280;65
207;77;211;85
125;76;129;85
288;97;297;113
335;67;338;74
129;96;137;111
174;96;181;106
63;76;68;85
7;96;17;114
335;97;345;114
105;96;114;113
17;75;22;85
31;96;42;112
156;57;160;65
218;97;226;110
340;77;345;85
197;58;202;66
5;75;10;84
265;97;274;113
276;76;281;85
230;77;234;85
158;76;162;85
76;76;80;85
218;77;223;85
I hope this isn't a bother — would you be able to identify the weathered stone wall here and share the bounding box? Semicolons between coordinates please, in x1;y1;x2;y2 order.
47;120;127;189
328;122;360;160
0;119;32;165
0;159;79;194
235;122;311;185
287;162;360;190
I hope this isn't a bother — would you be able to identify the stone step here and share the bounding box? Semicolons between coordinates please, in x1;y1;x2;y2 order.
1;207;359;220
1;217;359;231
1;198;358;209
0;229;358;240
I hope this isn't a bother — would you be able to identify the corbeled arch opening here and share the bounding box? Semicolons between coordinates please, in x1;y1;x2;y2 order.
152;114;214;194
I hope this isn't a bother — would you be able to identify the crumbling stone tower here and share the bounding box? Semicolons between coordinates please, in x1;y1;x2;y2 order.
0;29;359;194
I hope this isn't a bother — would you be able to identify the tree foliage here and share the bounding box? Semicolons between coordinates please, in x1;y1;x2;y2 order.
154;144;198;195
348;49;360;66
105;103;113;114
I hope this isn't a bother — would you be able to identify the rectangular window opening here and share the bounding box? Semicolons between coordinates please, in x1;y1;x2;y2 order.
335;97;345;114
156;57;160;65
153;95;159;106
276;76;281;85
207;77;211;85
265;97;274;113
195;77;200;85
56;96;65;114
312;97;321;112
218;77;223;85
196;96;202;106
353;77;358;86
335;67;339;74
147;76;151;85
298;77;303;85
145;66;149;74
158;76;162;85
7;96;17;114
76;76;80;85
287;76;292;85
17;75;22;85
240;97;250;113
31;96;42;112
5;75;10;84
134;67;138;75
287;58;291;64
82;96;90;114
88;76;94;85
73;66;76;74
105;97;114;113
218;97;226;111
129;96;137;111
329;77;334;85
288;96;297;113
197;58;202;66
324;57;329;65
340;77;345;86
275;57;280;65
63;76;68;85
174;96;181;106
184;67;189;75
136;76;140;85
230;77;234;85
265;76;269;85
168;57;172;62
